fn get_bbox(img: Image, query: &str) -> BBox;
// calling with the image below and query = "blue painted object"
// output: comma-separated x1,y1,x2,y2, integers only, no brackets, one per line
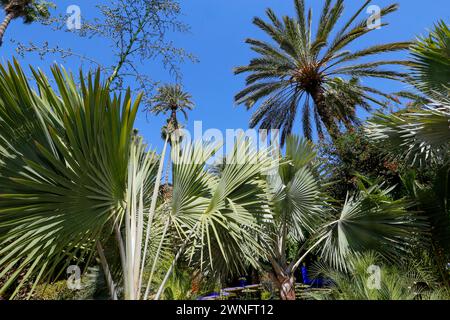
239,277,247,287
301,265,323,288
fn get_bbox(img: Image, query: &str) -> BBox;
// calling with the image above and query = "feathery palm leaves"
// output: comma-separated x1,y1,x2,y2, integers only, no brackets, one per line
149,84,194,136
235,0,411,143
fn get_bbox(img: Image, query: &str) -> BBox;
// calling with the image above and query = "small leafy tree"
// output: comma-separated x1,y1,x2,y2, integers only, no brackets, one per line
15,0,196,107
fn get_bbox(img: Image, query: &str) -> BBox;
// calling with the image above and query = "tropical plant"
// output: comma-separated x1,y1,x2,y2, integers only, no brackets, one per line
366,20,450,167
235,0,411,143
366,21,450,289
263,136,426,300
400,170,450,288
149,84,194,190
367,103,449,167
0,60,162,299
0,62,279,299
319,129,403,201
0,0,53,46
306,252,449,300
410,20,450,95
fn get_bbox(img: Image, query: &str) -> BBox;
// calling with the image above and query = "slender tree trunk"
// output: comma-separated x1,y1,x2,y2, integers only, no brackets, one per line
96,241,118,300
164,149,171,190
0,12,15,46
310,88,340,141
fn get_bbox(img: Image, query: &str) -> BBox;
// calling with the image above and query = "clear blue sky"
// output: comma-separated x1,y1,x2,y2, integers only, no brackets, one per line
1,0,449,152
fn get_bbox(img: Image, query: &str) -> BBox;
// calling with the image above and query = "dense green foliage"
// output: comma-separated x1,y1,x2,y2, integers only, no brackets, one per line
0,0,449,301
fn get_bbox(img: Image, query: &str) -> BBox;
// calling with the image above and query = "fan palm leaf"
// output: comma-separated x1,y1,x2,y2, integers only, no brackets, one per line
0,60,145,298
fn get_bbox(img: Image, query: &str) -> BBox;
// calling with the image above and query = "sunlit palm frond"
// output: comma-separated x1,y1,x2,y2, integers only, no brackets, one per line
169,137,274,276
411,20,450,94
366,104,450,167
149,84,193,117
0,61,141,298
318,185,427,271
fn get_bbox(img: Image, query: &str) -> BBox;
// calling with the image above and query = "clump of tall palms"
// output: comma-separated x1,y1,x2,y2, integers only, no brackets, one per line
0,0,54,46
235,0,412,143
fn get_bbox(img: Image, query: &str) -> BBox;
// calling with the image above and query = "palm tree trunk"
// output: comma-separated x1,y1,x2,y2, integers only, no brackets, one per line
311,88,340,140
96,241,119,300
0,12,15,46
272,272,296,300
164,150,171,189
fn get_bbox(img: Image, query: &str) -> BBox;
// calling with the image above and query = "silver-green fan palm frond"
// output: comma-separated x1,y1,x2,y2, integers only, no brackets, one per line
317,184,427,271
150,84,194,117
366,103,450,167
411,20,450,95
235,0,411,143
0,61,144,298
169,137,275,276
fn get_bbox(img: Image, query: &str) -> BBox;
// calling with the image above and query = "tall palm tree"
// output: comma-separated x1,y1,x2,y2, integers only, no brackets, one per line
0,0,53,46
150,84,194,191
235,0,411,143
150,84,194,138
366,21,450,167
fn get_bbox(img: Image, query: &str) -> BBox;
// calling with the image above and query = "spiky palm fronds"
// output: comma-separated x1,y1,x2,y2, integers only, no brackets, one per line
366,21,450,167
0,0,54,45
0,60,147,298
235,0,411,143
366,103,450,167
264,136,425,299
307,252,449,300
411,20,450,95
317,184,427,272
